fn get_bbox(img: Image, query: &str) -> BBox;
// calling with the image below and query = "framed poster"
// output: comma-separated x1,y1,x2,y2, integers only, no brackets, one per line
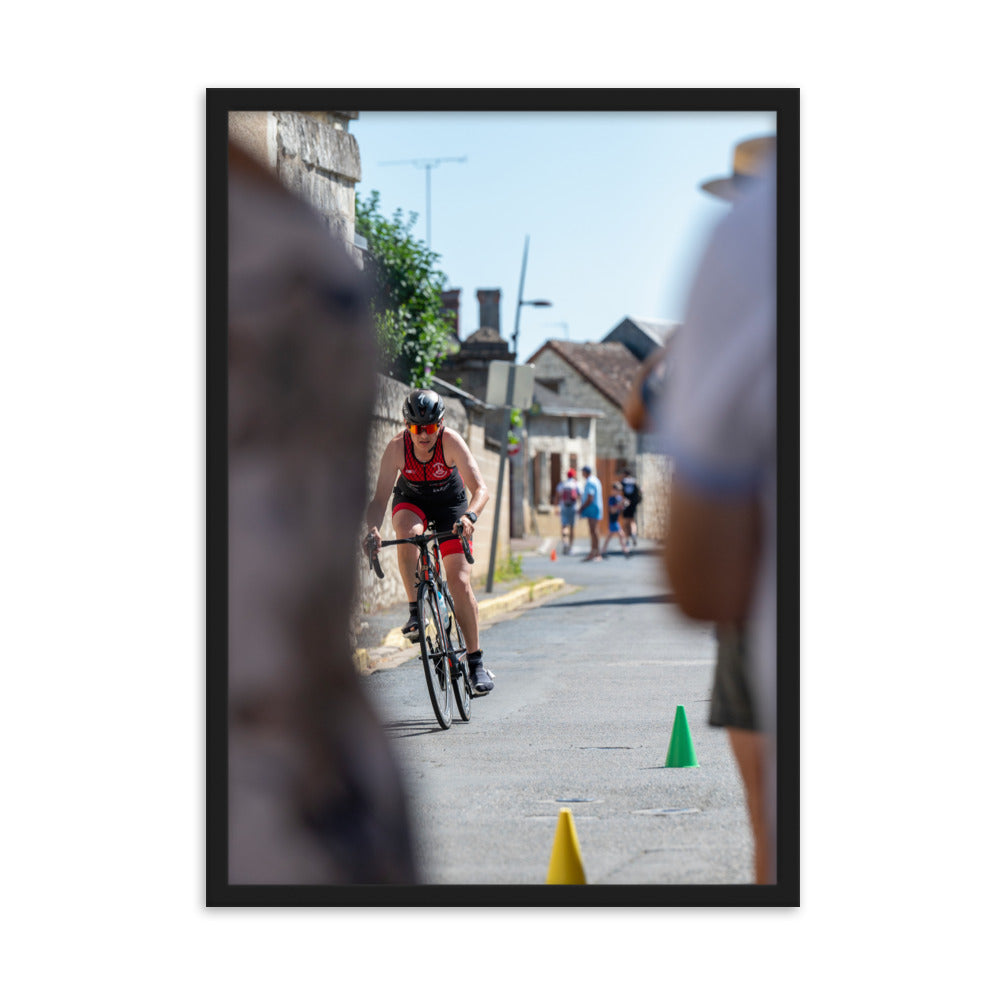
207,88,799,905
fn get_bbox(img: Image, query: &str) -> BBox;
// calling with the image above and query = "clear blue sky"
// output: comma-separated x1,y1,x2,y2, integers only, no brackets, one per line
351,110,776,364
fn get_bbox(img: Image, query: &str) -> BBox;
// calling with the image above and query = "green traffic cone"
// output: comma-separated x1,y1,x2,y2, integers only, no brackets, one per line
664,705,699,768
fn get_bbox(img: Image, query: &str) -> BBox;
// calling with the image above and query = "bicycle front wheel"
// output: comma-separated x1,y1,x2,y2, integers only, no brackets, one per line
444,589,472,722
418,583,452,729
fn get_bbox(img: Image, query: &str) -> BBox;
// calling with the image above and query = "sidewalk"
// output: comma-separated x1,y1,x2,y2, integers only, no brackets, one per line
353,535,566,673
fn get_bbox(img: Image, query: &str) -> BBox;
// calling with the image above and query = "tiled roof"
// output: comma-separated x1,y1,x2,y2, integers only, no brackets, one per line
527,340,641,411
626,317,680,345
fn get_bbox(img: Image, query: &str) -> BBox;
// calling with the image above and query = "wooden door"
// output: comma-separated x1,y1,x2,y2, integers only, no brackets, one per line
595,456,619,533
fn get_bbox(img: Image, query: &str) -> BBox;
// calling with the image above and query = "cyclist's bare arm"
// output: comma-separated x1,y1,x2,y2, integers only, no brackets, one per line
363,434,404,551
442,429,489,537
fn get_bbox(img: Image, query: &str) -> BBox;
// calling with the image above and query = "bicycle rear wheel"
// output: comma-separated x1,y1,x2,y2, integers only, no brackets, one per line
418,583,452,729
442,588,471,721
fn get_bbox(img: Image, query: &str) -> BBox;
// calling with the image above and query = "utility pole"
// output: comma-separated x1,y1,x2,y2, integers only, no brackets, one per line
378,156,467,248
484,236,550,592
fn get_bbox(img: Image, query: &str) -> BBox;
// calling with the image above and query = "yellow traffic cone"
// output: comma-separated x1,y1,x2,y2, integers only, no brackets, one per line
546,807,586,884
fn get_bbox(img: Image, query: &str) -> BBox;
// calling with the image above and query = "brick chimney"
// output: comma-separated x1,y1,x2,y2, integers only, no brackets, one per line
441,288,460,342
477,288,501,334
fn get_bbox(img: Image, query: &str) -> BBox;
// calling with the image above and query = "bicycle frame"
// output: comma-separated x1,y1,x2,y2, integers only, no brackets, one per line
365,525,474,728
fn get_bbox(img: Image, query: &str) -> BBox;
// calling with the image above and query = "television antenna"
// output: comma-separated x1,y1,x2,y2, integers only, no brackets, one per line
379,156,467,248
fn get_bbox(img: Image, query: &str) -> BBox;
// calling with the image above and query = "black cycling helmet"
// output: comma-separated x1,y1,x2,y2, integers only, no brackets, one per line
402,389,445,425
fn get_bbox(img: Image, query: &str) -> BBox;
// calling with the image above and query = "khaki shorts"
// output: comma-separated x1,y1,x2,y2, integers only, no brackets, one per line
708,625,758,731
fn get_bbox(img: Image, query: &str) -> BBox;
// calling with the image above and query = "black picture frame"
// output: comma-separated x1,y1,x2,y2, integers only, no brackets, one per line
207,88,799,907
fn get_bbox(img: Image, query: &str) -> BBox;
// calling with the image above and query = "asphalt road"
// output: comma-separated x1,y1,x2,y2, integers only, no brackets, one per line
361,538,753,885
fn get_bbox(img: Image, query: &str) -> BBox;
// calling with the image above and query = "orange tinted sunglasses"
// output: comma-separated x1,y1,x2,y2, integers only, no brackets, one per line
408,422,440,435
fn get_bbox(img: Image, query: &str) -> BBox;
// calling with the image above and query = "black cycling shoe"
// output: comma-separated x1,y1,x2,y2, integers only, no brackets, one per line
469,660,494,695
401,611,422,643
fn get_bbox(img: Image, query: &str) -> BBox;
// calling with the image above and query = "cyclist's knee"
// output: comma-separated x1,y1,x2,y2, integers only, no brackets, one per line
392,512,424,537
444,562,473,595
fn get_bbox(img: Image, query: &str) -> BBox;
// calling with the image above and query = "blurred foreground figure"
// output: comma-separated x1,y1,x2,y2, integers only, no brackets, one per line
657,139,778,883
227,141,416,884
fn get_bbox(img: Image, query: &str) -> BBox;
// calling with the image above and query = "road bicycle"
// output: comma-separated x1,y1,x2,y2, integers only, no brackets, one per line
365,524,474,730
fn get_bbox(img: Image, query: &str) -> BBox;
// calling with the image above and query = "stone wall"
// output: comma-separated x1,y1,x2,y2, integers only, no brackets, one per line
356,375,509,615
634,450,672,542
228,110,361,255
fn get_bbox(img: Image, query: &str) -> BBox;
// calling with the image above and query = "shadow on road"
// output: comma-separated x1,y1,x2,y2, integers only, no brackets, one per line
587,549,661,559
540,594,675,609
381,719,459,738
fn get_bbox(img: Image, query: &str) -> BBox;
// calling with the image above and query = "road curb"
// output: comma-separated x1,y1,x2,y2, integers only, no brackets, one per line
479,576,566,621
361,577,567,656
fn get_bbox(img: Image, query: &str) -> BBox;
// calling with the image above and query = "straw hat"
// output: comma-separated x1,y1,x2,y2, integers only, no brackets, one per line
700,135,776,202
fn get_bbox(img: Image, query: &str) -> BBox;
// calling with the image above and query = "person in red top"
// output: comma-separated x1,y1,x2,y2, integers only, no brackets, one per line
364,389,494,694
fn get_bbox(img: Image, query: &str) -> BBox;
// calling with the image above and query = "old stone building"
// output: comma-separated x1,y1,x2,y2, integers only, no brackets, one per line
528,340,641,462
522,381,602,538
524,317,680,541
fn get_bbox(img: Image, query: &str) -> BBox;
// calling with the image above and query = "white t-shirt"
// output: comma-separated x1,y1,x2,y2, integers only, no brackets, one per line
657,163,777,737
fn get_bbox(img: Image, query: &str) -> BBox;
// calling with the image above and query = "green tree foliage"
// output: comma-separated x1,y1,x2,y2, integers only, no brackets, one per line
355,191,456,388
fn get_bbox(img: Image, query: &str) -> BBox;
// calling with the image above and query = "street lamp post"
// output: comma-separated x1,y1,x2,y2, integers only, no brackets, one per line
511,236,552,361
485,235,551,592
